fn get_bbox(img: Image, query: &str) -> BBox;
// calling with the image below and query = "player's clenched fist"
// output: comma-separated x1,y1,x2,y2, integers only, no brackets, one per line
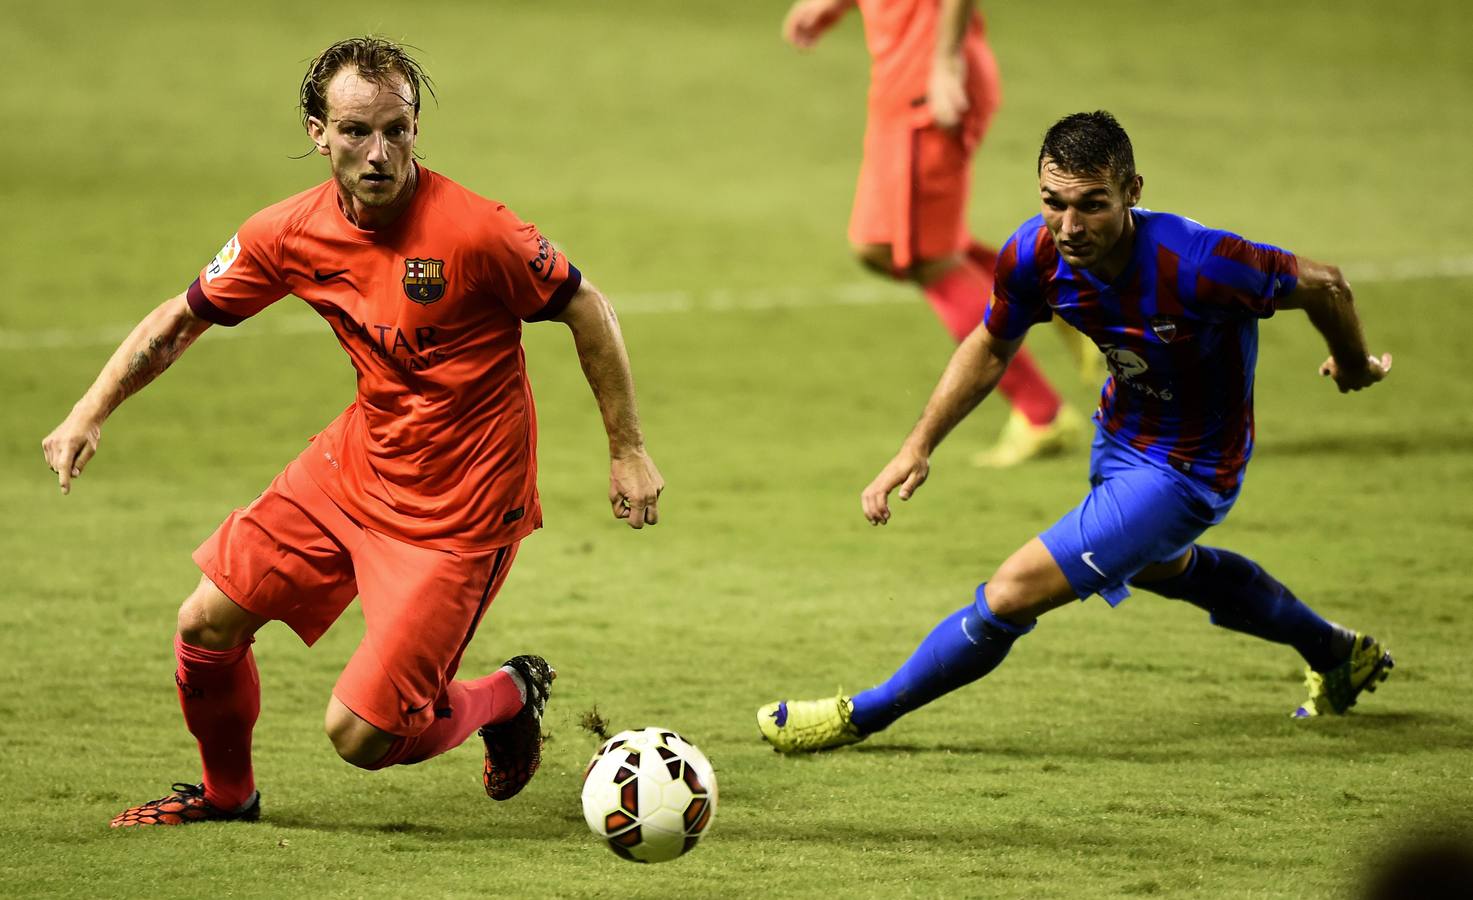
610,450,664,529
1319,352,1392,393
41,414,102,495
861,446,930,526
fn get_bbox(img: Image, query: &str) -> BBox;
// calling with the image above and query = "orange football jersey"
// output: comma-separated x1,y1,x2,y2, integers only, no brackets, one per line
187,165,579,550
855,0,995,124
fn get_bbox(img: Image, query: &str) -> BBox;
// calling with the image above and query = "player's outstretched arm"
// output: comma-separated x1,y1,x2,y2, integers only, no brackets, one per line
782,0,855,50
552,280,663,529
41,292,212,494
861,326,1019,525
1278,257,1391,393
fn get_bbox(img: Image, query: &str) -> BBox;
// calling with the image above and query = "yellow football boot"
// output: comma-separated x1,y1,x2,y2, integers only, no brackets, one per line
757,696,864,753
972,405,1087,468
1292,633,1394,718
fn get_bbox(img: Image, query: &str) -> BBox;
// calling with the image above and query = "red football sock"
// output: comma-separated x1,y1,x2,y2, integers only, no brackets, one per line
368,669,524,769
965,239,999,274
175,635,260,811
920,258,990,342
922,257,1063,426
998,347,1063,426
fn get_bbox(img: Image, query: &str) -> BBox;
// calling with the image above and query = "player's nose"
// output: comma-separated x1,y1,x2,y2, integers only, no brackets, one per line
365,132,389,163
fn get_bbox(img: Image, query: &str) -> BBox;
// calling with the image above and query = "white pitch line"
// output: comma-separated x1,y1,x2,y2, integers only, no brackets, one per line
3,255,1470,351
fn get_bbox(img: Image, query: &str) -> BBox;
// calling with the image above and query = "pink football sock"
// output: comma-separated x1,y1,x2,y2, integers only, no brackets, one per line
921,258,1062,426
368,669,524,768
174,635,260,811
997,347,1063,426
965,239,999,274
920,258,990,342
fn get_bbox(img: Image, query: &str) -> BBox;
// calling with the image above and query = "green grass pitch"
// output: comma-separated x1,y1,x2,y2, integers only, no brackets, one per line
3,1,1472,897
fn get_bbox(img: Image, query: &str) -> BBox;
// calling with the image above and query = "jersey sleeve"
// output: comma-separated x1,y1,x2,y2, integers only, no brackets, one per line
477,206,582,322
186,209,290,326
1190,231,1299,320
983,224,1054,340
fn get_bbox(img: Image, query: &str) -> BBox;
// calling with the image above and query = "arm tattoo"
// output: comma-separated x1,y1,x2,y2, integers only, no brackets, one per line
112,333,191,412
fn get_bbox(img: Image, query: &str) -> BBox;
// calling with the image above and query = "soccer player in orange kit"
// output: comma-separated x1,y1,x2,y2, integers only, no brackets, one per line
40,37,664,826
783,0,1084,465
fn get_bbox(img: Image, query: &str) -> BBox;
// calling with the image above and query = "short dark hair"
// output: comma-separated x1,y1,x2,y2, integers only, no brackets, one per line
1037,111,1136,185
299,36,434,127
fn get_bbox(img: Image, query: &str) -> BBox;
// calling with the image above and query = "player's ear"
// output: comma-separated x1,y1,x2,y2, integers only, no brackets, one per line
306,116,330,156
1125,174,1143,208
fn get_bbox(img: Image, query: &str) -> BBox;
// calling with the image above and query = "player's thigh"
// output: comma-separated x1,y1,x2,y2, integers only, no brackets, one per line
910,125,972,264
1131,549,1194,584
334,538,519,737
191,459,361,647
1038,458,1215,608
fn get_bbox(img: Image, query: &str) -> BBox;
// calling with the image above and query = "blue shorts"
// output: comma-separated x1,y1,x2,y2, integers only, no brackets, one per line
1038,429,1240,606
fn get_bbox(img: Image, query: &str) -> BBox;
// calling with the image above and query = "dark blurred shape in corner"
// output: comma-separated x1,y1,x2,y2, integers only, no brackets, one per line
1364,834,1473,900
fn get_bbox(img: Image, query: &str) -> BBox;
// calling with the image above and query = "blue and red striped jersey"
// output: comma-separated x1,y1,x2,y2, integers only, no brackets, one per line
983,209,1299,492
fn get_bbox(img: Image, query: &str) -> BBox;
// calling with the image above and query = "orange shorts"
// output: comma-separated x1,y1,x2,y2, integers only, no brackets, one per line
848,122,974,273
193,458,519,736
848,46,1001,273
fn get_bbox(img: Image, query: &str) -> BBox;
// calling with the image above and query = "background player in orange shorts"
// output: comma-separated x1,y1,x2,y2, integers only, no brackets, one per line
783,0,1085,465
40,37,663,826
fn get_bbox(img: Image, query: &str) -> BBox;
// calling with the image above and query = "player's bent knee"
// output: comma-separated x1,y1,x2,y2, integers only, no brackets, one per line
176,576,262,650
852,243,901,279
985,540,1077,624
909,254,962,287
325,698,399,769
983,577,1044,624
329,731,387,769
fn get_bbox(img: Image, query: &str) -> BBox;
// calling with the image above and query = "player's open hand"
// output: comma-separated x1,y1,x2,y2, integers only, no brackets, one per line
41,414,102,495
861,445,930,526
1319,352,1392,393
782,0,851,50
927,54,969,131
610,450,664,529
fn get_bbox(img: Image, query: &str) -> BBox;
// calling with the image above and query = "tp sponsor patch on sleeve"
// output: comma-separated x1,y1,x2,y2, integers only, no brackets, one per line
205,234,241,283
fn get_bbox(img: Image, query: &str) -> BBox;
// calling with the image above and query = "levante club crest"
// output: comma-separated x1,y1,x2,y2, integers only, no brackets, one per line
403,258,447,305
1148,316,1178,343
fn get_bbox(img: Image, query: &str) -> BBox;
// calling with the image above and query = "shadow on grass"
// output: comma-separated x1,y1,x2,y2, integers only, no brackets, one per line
1258,429,1473,458
846,709,1468,762
264,811,582,841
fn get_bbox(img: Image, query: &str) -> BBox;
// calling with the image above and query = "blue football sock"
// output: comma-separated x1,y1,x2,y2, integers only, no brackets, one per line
849,586,1033,735
1140,545,1350,672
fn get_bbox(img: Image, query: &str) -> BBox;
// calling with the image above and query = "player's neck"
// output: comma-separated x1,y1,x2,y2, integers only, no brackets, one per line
1089,210,1137,283
339,163,419,231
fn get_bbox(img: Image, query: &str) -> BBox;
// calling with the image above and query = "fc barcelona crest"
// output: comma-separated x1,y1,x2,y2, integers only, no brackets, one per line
1148,316,1178,343
403,258,446,305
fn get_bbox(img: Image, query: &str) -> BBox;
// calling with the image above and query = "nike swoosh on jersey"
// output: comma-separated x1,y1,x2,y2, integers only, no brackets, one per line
313,268,350,283
1080,551,1108,578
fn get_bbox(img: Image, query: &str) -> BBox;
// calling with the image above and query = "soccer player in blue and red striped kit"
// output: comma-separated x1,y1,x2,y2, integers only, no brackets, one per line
759,111,1395,751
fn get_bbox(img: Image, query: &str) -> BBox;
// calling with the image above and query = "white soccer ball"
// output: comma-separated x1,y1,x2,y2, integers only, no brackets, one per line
580,726,718,863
